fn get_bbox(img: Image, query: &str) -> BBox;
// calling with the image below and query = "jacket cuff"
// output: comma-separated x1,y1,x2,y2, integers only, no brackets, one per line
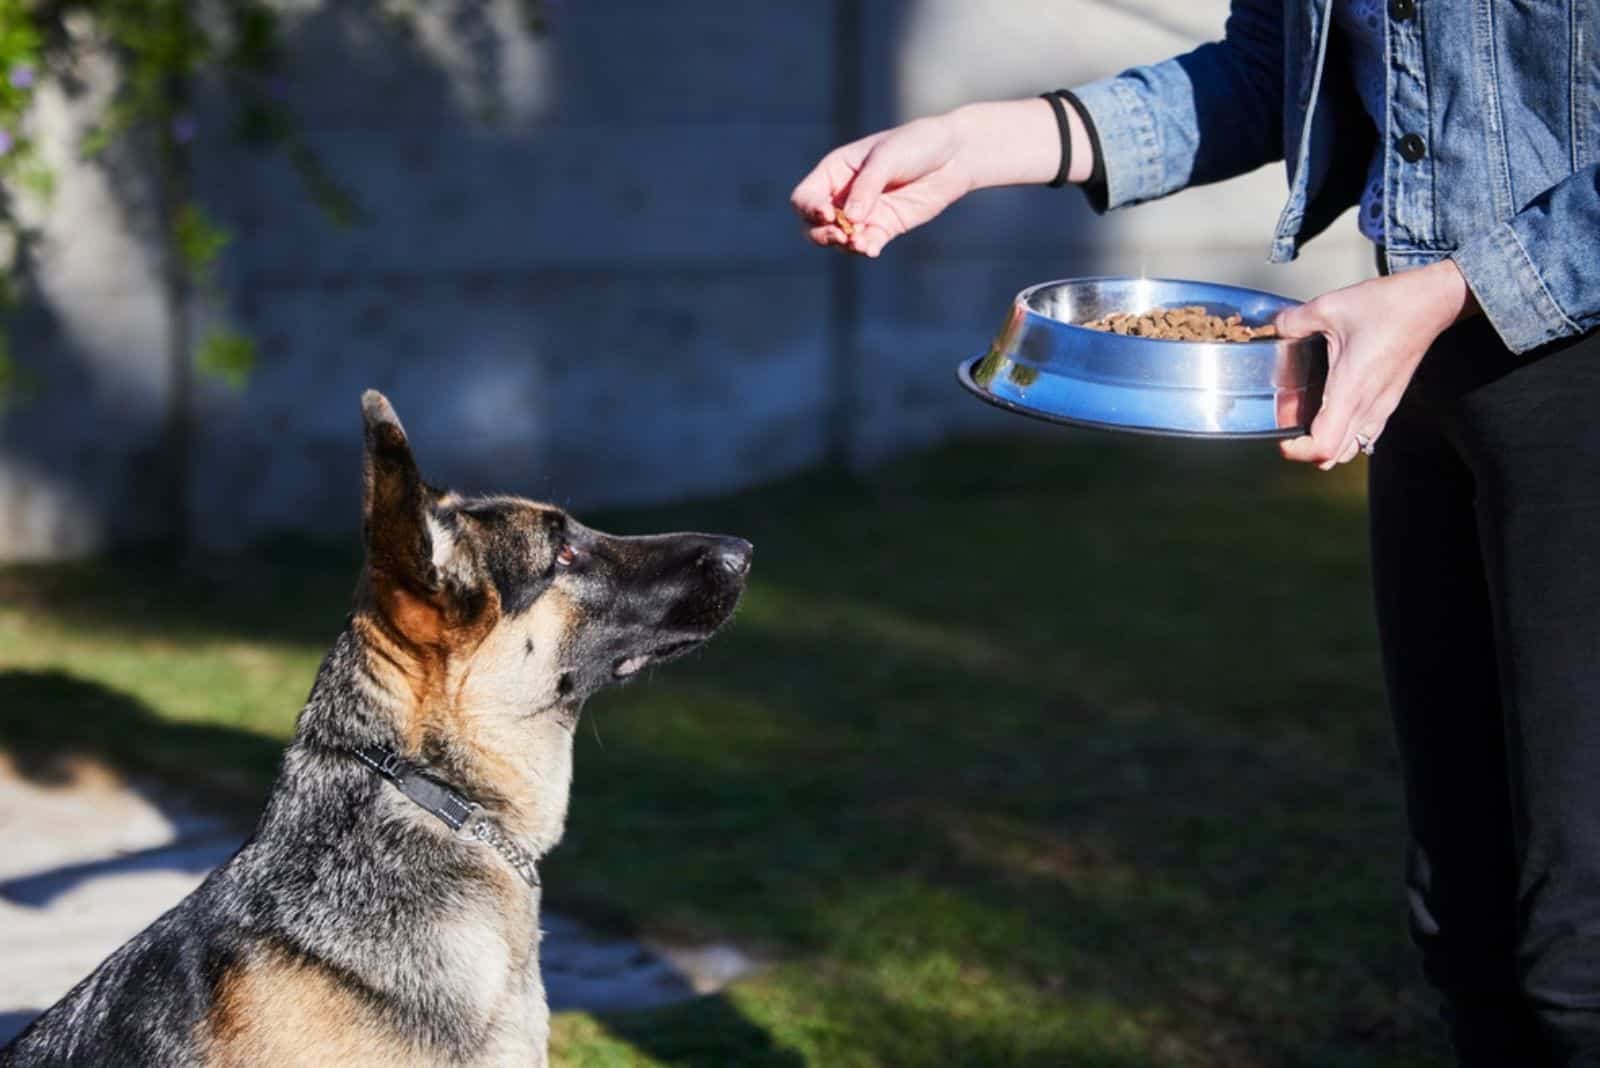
1450,222,1581,355
1064,75,1166,213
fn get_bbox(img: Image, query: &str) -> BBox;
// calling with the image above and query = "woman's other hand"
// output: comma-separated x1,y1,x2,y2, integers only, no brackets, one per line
1275,259,1478,468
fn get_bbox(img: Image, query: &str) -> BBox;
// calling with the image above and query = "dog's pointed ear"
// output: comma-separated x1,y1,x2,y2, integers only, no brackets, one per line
361,390,439,595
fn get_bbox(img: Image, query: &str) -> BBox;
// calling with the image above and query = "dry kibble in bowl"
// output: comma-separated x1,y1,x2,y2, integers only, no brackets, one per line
1081,305,1280,342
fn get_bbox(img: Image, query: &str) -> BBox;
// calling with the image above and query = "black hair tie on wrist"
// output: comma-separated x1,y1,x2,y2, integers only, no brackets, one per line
1040,91,1073,188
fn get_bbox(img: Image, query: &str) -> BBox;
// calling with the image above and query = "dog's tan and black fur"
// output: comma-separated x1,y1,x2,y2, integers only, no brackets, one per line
1,392,751,1067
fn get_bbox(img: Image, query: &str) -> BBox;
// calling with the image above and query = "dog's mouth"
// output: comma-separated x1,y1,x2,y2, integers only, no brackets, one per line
612,638,706,679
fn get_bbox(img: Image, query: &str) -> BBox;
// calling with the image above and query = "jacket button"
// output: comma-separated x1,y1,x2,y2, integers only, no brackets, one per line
1398,132,1427,162
1389,0,1416,20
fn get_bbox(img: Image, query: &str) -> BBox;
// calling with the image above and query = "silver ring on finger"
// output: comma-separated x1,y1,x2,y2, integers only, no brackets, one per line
1354,431,1377,457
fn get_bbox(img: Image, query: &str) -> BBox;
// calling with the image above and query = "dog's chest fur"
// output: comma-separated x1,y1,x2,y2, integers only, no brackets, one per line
190,696,569,1068
202,880,551,1068
204,796,555,1067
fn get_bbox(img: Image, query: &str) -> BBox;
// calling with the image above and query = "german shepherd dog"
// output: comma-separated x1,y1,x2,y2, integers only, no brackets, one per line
1,392,752,1067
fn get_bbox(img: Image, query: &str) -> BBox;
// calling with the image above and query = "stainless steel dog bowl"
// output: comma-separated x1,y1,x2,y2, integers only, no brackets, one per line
958,277,1327,438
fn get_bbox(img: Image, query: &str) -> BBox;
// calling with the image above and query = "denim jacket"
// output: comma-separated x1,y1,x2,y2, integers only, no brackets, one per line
1069,0,1599,354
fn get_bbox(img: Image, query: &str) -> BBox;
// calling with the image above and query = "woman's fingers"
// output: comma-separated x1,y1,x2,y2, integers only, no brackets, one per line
1279,356,1402,468
1275,297,1348,466
802,204,893,257
841,143,901,226
805,223,845,248
1345,386,1407,458
1282,346,1414,467
1274,294,1392,468
790,142,868,223
791,130,891,223
790,160,847,223
804,220,894,256
848,221,892,258
1314,385,1359,469
1280,385,1356,468
1273,296,1331,341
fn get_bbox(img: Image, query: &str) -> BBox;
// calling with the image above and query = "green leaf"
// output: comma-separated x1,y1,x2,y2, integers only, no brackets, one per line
14,154,53,202
286,140,366,228
80,100,140,160
229,4,279,71
173,203,231,284
195,327,256,389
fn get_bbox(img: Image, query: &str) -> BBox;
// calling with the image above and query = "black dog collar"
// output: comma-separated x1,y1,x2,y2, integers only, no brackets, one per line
351,745,540,889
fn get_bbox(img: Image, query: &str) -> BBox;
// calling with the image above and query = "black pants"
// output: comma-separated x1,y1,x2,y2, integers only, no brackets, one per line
1370,313,1600,1066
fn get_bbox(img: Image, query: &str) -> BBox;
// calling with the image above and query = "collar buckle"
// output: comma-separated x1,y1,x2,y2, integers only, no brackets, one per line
454,806,493,842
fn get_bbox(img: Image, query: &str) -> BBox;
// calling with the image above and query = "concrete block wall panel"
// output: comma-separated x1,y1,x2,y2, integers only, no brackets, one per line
186,270,831,549
261,0,834,127
181,0,840,550
197,123,839,277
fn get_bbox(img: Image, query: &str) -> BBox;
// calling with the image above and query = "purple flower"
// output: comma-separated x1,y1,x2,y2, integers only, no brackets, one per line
0,130,13,156
171,116,198,144
8,65,34,90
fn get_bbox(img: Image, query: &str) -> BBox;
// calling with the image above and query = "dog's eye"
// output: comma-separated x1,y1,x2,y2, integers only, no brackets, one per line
555,544,578,568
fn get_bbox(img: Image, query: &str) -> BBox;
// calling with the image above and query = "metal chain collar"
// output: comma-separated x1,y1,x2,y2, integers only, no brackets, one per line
455,807,542,889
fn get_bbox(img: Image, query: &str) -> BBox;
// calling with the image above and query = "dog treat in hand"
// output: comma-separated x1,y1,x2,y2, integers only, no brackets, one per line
834,209,856,239
1081,305,1280,342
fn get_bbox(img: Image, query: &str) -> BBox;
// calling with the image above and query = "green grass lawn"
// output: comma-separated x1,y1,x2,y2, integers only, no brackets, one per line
0,432,1449,1067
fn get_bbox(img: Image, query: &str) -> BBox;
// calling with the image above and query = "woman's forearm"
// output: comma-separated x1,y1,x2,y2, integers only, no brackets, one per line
944,97,1096,192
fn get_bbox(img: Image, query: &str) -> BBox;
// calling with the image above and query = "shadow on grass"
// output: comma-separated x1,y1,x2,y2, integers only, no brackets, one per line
0,539,362,652
0,668,285,800
595,995,809,1068
588,980,1173,1068
0,670,267,910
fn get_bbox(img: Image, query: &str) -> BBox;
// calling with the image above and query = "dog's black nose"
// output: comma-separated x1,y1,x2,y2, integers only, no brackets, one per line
710,538,753,577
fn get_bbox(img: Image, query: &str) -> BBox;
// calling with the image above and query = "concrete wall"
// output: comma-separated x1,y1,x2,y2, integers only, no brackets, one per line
0,0,1372,559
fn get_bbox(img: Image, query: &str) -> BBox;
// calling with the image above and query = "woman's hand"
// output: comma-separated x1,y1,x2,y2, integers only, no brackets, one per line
1274,259,1478,469
790,99,1083,257
789,117,973,257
